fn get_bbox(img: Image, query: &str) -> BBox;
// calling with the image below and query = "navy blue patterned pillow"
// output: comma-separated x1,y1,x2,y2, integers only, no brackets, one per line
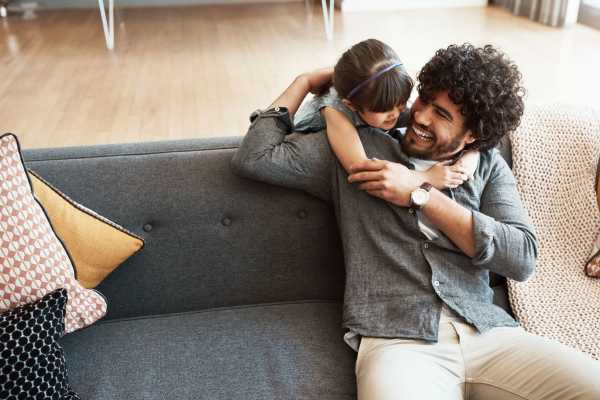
0,288,80,399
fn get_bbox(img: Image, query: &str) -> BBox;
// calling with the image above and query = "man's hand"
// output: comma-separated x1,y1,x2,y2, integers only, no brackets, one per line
349,158,477,257
348,159,422,207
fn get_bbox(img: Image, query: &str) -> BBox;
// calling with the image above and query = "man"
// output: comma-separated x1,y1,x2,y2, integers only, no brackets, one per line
231,44,600,399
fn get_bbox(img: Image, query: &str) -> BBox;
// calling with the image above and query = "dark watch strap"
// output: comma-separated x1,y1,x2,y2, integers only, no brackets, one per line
420,182,433,192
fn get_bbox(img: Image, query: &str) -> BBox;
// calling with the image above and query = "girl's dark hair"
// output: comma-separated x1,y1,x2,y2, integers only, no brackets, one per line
327,39,413,113
417,43,526,151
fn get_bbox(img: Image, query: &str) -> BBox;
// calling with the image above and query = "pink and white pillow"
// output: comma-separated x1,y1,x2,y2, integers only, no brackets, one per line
0,133,107,333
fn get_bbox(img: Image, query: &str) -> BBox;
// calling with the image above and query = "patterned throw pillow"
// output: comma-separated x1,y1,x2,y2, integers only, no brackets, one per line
28,170,144,289
0,133,107,333
0,288,80,399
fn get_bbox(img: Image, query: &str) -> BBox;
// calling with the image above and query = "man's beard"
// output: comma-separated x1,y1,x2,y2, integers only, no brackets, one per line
401,125,468,161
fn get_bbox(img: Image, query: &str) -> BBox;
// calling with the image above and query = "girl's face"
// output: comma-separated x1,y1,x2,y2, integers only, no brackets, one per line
344,100,405,131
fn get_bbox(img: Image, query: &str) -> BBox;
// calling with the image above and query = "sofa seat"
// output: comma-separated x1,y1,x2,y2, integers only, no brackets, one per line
60,301,357,400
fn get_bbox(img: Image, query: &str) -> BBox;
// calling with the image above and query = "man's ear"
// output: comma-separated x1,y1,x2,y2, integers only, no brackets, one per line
464,130,477,145
342,99,358,112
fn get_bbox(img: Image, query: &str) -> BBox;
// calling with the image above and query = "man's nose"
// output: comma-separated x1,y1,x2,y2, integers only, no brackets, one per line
414,106,432,126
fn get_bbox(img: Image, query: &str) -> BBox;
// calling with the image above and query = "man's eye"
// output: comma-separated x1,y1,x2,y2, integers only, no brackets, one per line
435,109,450,120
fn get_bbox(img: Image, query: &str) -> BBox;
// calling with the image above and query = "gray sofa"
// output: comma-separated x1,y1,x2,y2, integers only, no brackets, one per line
22,135,513,400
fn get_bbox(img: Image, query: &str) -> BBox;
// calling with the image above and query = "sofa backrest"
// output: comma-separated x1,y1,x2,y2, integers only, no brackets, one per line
23,135,513,321
23,138,345,320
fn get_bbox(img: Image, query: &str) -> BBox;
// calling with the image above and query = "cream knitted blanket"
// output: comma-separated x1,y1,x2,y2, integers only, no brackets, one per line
508,104,600,359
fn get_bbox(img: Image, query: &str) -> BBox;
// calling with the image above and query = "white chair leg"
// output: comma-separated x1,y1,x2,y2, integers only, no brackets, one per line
98,0,114,50
321,0,334,40
0,6,7,18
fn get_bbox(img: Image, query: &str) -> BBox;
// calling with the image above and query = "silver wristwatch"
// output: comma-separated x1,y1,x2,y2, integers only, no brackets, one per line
410,183,433,210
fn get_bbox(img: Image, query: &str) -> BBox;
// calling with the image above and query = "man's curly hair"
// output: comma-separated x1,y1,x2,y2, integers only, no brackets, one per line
417,44,525,151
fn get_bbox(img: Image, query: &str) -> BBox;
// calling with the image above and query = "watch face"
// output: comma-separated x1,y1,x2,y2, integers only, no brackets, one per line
412,188,429,206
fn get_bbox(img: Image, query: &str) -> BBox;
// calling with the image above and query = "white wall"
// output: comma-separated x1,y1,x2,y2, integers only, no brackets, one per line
339,0,488,12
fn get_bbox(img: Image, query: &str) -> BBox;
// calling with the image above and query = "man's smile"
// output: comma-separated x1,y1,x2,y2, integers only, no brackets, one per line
409,124,435,143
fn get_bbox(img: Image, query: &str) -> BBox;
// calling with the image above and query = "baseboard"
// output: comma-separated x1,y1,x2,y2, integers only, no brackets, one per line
340,0,488,12
8,0,301,10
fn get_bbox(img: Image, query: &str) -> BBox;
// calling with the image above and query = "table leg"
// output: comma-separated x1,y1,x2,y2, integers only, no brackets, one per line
98,0,114,50
321,0,334,40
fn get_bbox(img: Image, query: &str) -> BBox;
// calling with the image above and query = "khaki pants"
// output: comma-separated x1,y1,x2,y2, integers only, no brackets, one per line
356,321,600,400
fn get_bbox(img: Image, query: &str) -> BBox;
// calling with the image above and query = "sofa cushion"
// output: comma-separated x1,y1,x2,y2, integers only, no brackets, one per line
0,133,107,333
28,170,144,288
60,301,356,400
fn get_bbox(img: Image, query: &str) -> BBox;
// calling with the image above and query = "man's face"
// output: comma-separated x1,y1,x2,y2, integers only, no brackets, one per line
402,91,475,161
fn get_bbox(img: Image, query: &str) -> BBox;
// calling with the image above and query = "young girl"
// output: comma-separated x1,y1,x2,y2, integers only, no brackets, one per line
294,39,478,189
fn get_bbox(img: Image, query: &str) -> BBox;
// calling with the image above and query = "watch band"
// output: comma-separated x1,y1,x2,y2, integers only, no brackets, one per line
420,182,433,192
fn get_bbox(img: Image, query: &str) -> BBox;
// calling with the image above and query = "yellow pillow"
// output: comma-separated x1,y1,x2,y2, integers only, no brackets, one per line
28,170,144,288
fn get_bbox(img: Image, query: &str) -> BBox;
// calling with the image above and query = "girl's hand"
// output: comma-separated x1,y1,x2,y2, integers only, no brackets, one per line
421,161,470,190
456,150,479,179
301,67,334,94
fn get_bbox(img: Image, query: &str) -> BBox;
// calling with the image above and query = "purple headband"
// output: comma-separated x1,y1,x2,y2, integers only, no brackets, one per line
347,62,404,99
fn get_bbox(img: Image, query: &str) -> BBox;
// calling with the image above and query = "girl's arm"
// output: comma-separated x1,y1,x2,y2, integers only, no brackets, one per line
321,107,368,173
270,68,333,117
420,150,479,190
321,105,480,189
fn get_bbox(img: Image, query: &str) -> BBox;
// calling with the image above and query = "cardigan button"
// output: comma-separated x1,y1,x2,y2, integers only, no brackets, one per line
297,210,308,219
222,217,232,226
143,224,153,232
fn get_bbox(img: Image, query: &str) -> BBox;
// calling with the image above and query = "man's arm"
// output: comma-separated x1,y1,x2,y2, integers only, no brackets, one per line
421,188,477,257
230,73,334,202
346,159,477,253
348,153,538,281
467,153,538,281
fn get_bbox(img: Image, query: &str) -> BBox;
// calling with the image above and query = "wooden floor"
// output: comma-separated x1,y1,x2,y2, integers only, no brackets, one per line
1,3,599,149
